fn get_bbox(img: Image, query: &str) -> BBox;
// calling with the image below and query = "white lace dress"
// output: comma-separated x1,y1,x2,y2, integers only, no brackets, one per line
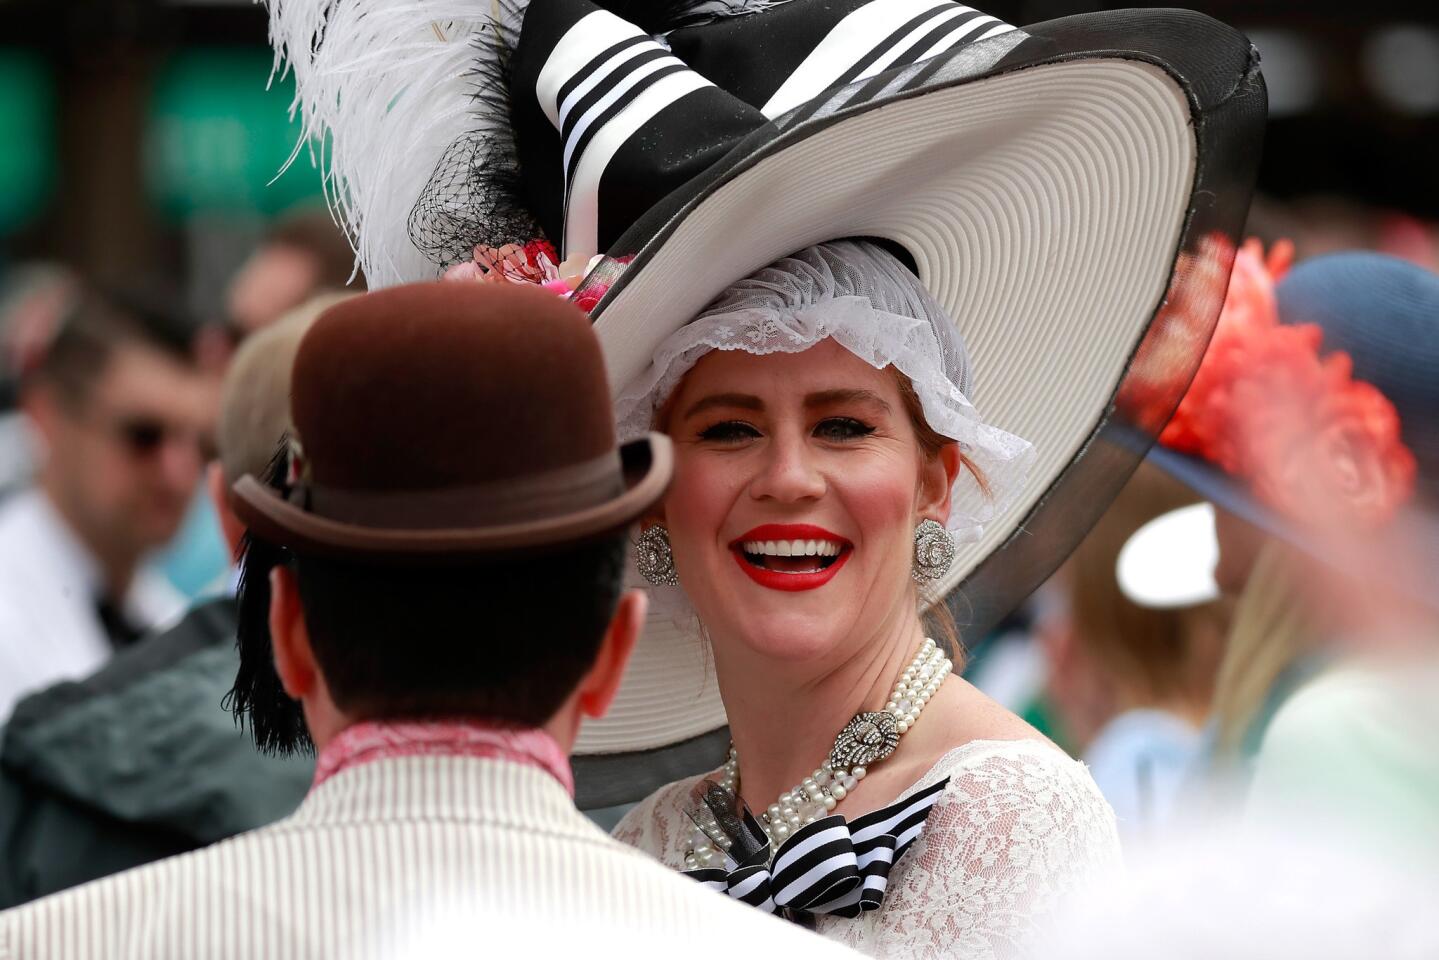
614,739,1122,959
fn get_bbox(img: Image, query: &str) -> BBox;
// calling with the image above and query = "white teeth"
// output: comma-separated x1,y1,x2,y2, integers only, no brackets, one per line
741,538,846,557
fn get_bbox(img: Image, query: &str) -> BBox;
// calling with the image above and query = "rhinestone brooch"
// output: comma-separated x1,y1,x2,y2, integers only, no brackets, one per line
830,711,901,769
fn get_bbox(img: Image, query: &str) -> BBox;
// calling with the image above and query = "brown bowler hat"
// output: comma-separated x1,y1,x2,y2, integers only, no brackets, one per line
231,282,671,557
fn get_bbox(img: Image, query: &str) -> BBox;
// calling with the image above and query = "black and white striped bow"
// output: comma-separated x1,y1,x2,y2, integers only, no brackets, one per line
684,777,949,920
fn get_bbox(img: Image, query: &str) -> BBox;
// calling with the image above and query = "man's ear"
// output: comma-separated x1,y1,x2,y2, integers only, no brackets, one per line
918,442,964,525
575,588,647,719
20,383,61,447
269,566,318,701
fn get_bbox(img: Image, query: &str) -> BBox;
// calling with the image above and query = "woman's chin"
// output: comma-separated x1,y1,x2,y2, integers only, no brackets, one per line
715,609,853,663
691,557,870,662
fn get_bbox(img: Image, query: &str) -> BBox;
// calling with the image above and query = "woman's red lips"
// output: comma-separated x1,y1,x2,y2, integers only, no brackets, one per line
729,524,853,592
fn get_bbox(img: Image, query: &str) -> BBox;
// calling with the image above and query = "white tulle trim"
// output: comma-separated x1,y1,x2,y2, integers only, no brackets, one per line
614,297,1035,546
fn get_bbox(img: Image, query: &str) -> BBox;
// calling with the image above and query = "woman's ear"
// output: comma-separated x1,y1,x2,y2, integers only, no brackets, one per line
918,442,964,525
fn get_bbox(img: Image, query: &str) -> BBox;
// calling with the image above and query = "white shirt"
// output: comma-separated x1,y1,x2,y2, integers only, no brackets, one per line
0,755,853,960
0,413,35,498
0,488,184,721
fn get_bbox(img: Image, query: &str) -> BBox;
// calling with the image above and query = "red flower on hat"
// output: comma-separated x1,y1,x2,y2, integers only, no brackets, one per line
1162,238,1417,528
1115,232,1242,433
442,238,566,286
441,240,628,314
474,239,562,284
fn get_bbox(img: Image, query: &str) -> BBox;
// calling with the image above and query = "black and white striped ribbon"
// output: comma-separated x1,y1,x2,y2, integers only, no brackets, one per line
534,8,715,259
526,0,1016,263
762,0,1016,123
685,776,950,920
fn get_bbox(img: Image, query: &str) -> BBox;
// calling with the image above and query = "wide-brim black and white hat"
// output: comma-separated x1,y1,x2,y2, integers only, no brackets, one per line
270,0,1266,805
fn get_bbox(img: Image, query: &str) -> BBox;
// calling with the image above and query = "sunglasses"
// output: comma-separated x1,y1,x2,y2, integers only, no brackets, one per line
96,413,215,461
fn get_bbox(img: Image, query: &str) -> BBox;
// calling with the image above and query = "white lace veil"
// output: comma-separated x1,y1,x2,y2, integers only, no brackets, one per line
614,239,1035,547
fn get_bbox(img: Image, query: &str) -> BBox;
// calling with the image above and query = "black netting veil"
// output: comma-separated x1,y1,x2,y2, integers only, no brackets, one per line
407,6,539,267
409,130,543,267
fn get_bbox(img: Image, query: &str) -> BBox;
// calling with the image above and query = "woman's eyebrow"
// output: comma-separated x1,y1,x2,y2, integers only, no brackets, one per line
804,388,891,412
681,392,764,419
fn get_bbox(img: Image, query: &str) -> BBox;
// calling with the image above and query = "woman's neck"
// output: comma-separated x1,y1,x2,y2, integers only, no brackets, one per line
714,611,927,814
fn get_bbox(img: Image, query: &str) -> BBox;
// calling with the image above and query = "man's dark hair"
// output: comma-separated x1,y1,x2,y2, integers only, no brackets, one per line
229,449,628,756
300,535,625,715
31,285,195,403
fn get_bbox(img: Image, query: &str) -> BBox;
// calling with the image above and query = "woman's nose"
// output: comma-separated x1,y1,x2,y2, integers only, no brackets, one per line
749,432,826,503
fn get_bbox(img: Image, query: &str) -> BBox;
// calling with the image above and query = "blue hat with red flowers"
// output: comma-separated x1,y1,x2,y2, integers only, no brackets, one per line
1146,248,1439,606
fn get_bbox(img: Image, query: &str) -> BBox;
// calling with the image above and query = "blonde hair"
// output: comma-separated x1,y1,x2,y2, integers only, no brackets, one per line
217,292,352,485
1208,539,1313,754
1066,464,1226,720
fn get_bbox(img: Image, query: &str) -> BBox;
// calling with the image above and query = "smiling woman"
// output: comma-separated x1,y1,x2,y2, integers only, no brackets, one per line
612,242,1122,957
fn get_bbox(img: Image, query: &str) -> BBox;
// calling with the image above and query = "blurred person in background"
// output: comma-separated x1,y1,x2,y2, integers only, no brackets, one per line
1238,253,1439,860
161,210,364,599
1246,194,1439,274
1137,243,1437,849
0,265,78,498
0,286,214,719
0,296,340,908
223,207,363,343
1050,463,1227,846
1135,239,1334,782
1036,247,1439,957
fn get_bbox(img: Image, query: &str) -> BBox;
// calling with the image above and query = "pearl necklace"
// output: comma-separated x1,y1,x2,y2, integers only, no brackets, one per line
686,639,951,868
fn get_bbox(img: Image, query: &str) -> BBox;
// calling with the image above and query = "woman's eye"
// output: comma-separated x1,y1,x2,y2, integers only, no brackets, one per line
697,421,762,443
814,417,876,442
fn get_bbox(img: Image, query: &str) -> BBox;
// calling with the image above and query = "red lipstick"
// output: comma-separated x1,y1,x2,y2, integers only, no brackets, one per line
729,524,853,592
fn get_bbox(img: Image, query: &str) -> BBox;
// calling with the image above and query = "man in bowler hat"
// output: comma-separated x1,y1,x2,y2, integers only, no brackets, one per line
0,283,846,958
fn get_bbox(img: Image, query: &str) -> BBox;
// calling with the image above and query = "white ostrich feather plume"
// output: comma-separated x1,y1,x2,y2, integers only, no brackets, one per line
265,0,500,289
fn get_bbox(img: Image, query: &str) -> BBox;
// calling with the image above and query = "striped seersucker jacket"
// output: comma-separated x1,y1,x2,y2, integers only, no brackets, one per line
0,755,850,960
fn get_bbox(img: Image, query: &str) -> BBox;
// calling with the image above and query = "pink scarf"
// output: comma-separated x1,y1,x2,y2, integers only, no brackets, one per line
312,719,574,796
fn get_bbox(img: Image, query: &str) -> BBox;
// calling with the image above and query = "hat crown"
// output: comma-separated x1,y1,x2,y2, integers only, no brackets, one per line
508,0,763,261
291,283,615,495
431,0,1017,266
1277,252,1439,506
